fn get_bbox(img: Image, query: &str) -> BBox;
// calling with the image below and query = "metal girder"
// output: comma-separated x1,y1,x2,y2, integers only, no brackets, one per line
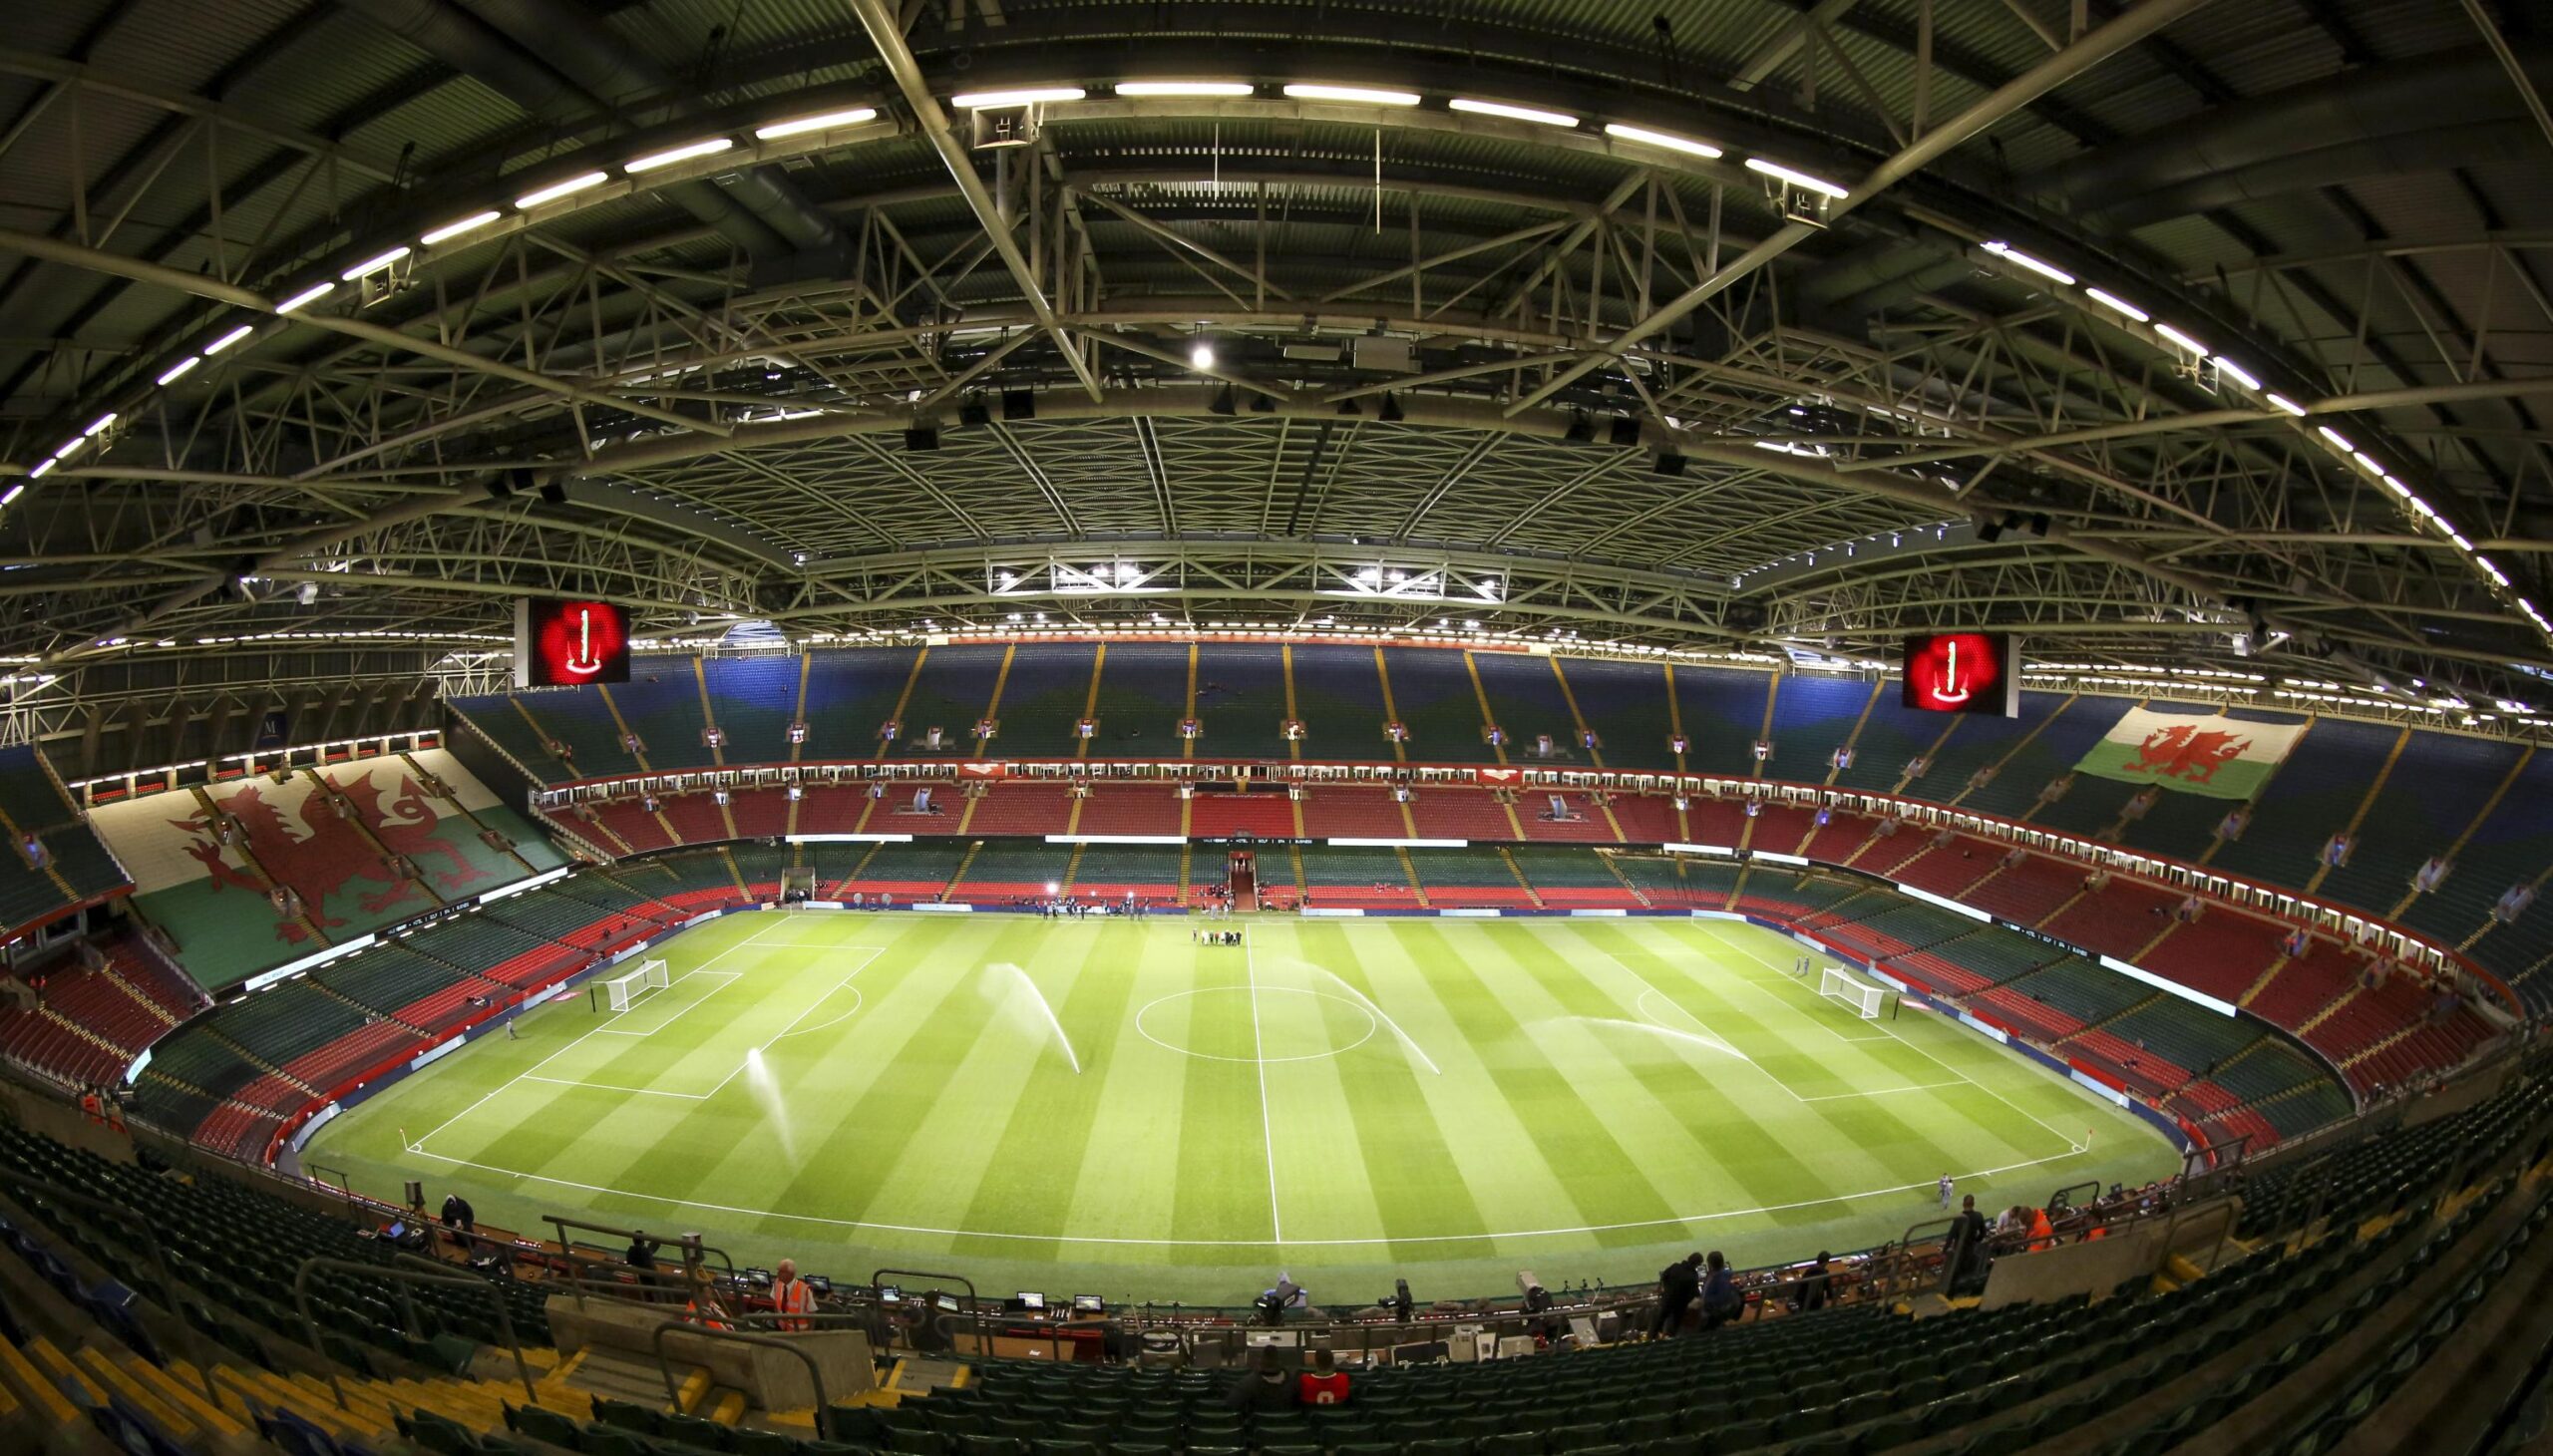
845,0,1103,403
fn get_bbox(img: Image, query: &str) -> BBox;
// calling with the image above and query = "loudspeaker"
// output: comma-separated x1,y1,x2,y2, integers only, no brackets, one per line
1376,393,1405,423
404,1180,425,1207
904,426,940,452
958,400,991,428
1564,412,1595,444
538,479,569,506
1001,389,1036,421
1652,451,1685,476
1609,416,1643,448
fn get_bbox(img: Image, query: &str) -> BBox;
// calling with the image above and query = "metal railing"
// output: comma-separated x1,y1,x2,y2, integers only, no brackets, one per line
651,1321,830,1439
291,1255,539,1411
546,1215,737,1307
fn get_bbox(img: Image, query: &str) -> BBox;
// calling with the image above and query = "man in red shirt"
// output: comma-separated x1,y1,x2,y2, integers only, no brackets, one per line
1297,1348,1350,1406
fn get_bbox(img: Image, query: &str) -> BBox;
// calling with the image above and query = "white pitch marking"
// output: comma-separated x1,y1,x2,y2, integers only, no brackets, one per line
594,970,739,1033
406,915,788,1153
1243,934,1283,1244
1692,922,2089,1154
400,1140,2094,1249
518,1075,706,1100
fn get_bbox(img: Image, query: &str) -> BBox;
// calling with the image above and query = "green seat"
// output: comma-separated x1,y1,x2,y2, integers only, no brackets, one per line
505,1404,586,1448
734,1430,803,1456
664,1412,736,1451
595,1398,662,1434
581,1432,653,1456
1710,1421,1771,1454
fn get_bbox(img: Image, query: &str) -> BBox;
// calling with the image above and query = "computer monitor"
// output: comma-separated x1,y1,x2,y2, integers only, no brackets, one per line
1071,1294,1104,1313
933,1293,960,1313
877,1284,902,1304
1015,1291,1046,1310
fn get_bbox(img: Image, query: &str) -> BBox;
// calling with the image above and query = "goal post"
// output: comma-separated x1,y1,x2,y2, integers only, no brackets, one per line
1818,966,1893,1021
591,958,670,1013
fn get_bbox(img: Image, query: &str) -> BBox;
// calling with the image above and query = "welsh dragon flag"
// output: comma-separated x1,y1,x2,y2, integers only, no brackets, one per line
2071,706,2308,801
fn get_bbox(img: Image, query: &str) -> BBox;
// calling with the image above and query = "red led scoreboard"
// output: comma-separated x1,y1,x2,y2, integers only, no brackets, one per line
515,597,630,688
1901,631,2018,717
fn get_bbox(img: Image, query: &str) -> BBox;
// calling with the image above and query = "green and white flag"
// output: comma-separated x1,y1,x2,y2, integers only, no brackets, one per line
2071,706,2307,801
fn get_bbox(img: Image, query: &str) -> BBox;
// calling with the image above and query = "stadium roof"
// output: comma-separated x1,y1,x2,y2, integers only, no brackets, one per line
4,0,2552,731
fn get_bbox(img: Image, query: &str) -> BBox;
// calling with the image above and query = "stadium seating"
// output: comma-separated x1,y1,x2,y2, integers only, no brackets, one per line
1296,785,1410,839
0,746,131,930
1553,656,1677,772
1760,674,1873,784
1667,665,1772,776
1192,643,1292,759
1070,785,1183,837
1184,790,1297,839
985,642,1100,759
1406,789,1519,841
794,646,917,763
1068,843,1186,900
2211,716,2403,888
958,783,1074,838
887,644,1007,759
1403,848,1535,907
950,840,1074,898
1297,845,1420,907
1958,695,2123,820
702,654,804,763
1282,644,1394,761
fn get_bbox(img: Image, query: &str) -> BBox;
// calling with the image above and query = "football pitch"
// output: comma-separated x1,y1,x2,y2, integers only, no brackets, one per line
305,910,2180,1303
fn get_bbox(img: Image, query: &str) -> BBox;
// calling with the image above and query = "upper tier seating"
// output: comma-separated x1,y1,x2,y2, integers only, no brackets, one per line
798,644,919,762
1192,643,1292,759
1555,655,1678,773
0,745,130,933
2211,717,2404,888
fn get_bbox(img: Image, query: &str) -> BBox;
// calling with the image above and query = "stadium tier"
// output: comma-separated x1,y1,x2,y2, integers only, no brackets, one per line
0,744,132,936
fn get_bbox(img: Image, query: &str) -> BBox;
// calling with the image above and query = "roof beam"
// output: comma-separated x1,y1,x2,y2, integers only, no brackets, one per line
845,0,1104,402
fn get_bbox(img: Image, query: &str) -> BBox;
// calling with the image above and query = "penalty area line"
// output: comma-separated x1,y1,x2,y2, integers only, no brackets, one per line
406,913,790,1155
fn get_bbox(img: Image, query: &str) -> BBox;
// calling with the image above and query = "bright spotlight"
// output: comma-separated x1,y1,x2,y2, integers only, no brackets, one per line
1190,340,1216,370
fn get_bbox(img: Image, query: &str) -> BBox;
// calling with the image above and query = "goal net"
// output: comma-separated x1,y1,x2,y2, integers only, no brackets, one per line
598,959,670,1012
1818,966,1889,1021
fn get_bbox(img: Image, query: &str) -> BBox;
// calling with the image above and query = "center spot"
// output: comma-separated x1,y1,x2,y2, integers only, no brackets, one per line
1135,986,1379,1063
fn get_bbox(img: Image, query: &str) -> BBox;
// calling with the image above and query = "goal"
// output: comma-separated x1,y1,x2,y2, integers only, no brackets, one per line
593,958,670,1013
1818,966,1892,1021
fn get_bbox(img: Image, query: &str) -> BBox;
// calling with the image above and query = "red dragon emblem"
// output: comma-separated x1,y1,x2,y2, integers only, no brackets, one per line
2121,724,2250,785
173,771,494,944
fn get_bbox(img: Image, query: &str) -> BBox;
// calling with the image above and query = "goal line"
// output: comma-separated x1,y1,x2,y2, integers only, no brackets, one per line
1818,966,1896,1021
591,958,670,1013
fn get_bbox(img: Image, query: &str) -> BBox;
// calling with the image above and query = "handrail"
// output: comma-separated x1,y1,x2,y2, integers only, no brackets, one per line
547,1215,736,1307
0,1169,223,1404
872,1268,976,1303
651,1320,829,1439
291,1255,539,1410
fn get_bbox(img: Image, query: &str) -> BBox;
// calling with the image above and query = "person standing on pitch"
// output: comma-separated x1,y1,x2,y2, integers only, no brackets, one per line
1939,1173,1954,1210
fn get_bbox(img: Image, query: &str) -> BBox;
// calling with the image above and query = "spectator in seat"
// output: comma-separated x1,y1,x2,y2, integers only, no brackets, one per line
1228,1347,1299,1411
1650,1252,1701,1338
1297,1348,1350,1405
1698,1251,1742,1330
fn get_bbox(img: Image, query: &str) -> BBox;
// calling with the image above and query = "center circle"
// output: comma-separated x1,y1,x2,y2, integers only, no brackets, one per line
1135,986,1380,1063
